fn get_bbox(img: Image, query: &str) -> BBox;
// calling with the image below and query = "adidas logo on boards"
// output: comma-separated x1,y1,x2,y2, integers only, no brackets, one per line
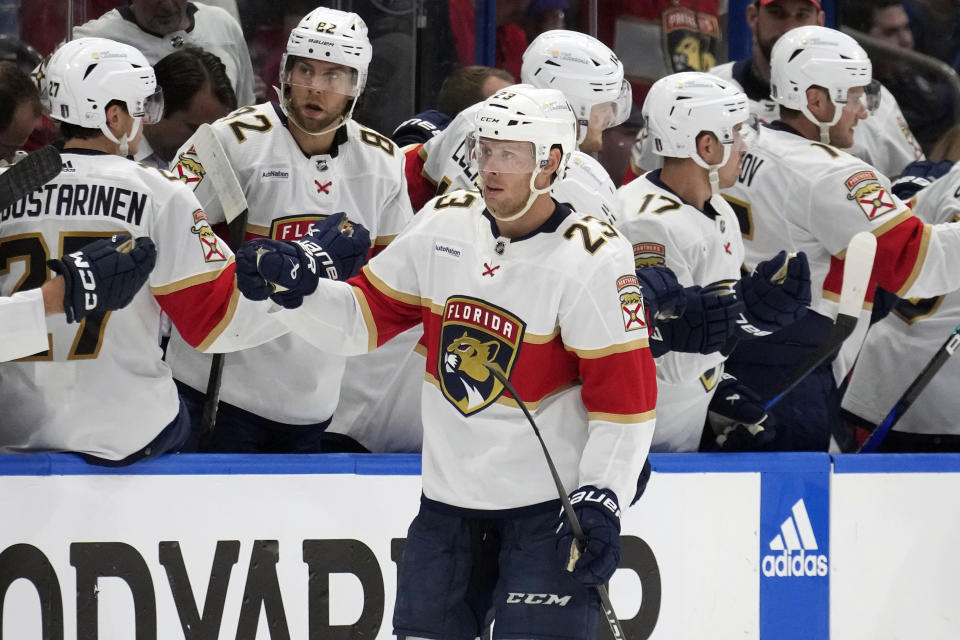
761,499,828,578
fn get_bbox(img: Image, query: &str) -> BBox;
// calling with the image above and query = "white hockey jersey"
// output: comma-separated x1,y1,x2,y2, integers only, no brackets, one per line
0,150,283,459
273,193,657,511
74,3,256,107
616,171,744,451
843,163,960,434
0,288,46,362
721,122,960,379
166,104,414,424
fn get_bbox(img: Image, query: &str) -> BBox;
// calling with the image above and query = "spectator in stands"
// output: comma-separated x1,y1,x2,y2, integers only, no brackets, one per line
449,0,531,80
903,0,960,70
73,0,256,107
391,65,513,147
842,0,954,154
136,46,237,169
0,61,40,164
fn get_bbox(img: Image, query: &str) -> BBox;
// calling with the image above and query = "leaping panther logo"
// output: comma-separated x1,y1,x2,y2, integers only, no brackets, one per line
437,296,526,416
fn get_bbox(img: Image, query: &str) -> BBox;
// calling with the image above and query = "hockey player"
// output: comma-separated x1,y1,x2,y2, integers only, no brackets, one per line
843,160,960,451
0,37,287,464
616,72,810,451
326,30,632,453
235,85,656,639
166,7,413,452
624,0,923,183
721,25,960,451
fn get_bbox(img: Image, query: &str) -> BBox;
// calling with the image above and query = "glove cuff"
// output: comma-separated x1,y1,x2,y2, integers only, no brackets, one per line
570,485,621,520
46,258,78,323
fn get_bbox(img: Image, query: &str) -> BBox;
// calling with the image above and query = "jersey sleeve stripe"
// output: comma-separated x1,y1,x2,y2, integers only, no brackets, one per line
150,256,236,296
246,223,271,237
867,209,913,245
566,338,650,359
588,410,656,424
579,348,658,417
351,285,379,352
196,287,240,351
524,329,560,344
361,265,422,306
373,234,397,247
894,223,932,297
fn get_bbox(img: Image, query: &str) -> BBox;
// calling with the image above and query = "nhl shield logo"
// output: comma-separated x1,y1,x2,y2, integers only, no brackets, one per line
439,296,526,416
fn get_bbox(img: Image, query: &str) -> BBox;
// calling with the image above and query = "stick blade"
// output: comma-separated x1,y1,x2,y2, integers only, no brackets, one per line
190,123,247,224
0,146,62,211
838,231,877,319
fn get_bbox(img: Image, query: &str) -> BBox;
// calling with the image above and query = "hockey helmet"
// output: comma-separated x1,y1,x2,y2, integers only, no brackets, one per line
521,29,631,146
643,71,749,171
282,7,371,98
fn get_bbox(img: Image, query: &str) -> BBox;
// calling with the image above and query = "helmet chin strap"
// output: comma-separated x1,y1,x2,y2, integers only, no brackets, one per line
275,84,352,138
480,171,552,223
801,100,843,145
691,144,731,196
101,116,142,157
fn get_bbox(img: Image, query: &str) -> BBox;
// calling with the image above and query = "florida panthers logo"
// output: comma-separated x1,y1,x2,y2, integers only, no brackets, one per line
174,147,205,187
438,296,526,416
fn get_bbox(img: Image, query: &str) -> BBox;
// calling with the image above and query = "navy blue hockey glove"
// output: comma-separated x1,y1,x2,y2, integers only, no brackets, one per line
235,214,371,309
636,265,686,326
556,486,621,586
391,109,451,146
734,251,810,338
48,235,157,323
706,373,777,451
651,281,745,356
891,159,953,201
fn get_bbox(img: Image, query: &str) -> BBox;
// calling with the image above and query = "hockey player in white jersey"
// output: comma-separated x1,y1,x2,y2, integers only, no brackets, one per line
720,25,960,451
624,0,923,183
0,38,286,464
843,160,960,451
235,85,657,640
166,7,413,452
616,72,810,452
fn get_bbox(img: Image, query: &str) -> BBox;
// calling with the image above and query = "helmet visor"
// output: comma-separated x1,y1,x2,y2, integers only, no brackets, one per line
588,79,633,131
864,80,881,114
284,59,361,97
133,87,165,125
468,135,537,174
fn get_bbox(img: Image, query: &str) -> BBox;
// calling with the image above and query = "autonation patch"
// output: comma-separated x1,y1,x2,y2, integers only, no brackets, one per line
759,455,830,639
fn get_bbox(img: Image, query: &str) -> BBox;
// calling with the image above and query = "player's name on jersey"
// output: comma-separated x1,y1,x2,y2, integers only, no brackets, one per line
0,183,147,225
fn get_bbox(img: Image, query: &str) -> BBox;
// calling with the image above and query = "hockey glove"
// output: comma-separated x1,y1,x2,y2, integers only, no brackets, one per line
556,486,621,586
734,250,810,338
651,281,745,357
707,373,777,451
891,159,953,201
48,235,157,323
636,265,686,325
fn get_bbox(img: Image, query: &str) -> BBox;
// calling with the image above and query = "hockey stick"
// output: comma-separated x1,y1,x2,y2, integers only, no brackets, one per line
858,321,960,452
763,232,877,409
484,363,626,640
0,146,61,211
190,123,249,441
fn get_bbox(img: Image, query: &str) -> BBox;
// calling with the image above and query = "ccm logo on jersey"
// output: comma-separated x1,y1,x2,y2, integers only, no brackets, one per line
845,170,897,220
617,274,646,332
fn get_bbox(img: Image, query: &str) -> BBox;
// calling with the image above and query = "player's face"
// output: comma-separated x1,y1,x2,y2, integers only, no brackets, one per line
285,59,354,133
718,124,748,189
829,86,868,148
749,0,824,62
130,0,190,35
0,101,38,163
477,138,538,219
145,85,231,162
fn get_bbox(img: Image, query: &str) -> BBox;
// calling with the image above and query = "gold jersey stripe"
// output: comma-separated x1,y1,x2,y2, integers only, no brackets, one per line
374,234,397,247
150,256,236,296
363,266,422,306
896,223,932,297
423,373,578,411
196,286,240,351
565,338,649,359
247,222,270,236
588,410,656,424
352,285,379,352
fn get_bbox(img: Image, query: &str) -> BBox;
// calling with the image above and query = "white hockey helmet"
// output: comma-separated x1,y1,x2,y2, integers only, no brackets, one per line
469,84,577,221
281,7,372,98
643,71,749,171
770,26,874,140
521,29,631,146
552,151,619,225
41,37,162,147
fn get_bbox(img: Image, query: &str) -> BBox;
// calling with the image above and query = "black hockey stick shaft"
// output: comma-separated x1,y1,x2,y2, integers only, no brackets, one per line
858,321,960,452
484,364,626,640
0,146,61,211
